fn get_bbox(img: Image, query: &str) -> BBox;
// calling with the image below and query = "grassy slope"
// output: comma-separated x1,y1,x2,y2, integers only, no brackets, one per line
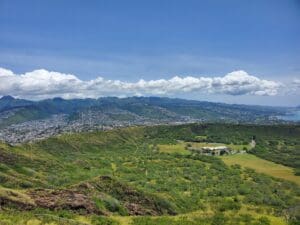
0,124,299,224
221,154,300,186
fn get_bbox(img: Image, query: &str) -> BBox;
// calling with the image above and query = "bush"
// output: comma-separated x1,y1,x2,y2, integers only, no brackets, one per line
211,213,227,225
101,195,128,215
91,216,119,225
253,216,270,225
218,199,241,212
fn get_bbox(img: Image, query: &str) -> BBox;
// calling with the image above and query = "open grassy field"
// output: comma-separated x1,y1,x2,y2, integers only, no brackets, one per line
157,143,190,155
221,153,300,186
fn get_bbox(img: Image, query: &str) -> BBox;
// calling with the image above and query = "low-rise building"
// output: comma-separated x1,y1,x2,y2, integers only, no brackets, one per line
188,145,230,156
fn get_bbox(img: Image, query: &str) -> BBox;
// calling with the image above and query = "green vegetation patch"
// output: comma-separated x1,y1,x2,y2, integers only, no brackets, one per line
0,124,299,224
157,143,190,155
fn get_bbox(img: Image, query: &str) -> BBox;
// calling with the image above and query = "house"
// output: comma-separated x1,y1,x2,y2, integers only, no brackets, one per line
188,145,230,156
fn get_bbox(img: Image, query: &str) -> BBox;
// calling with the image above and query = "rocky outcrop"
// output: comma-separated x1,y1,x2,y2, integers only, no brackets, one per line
28,189,104,215
0,176,176,216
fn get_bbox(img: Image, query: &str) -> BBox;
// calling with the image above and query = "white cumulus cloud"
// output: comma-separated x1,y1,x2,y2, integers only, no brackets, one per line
0,67,282,100
293,79,300,86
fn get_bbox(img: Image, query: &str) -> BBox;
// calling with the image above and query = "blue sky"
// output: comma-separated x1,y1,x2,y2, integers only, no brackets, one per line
0,0,299,106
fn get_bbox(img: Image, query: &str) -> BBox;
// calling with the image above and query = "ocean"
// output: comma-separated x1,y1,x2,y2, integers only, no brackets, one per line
278,110,300,122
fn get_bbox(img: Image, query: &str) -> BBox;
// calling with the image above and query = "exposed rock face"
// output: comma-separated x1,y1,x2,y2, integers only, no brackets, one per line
0,176,176,216
124,202,158,215
28,189,104,214
86,176,177,216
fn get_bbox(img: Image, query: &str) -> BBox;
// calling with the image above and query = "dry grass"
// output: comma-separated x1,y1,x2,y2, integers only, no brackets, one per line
112,205,288,225
0,187,35,206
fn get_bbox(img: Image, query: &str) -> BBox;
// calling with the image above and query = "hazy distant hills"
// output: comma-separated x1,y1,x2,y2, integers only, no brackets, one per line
0,95,298,144
0,95,291,129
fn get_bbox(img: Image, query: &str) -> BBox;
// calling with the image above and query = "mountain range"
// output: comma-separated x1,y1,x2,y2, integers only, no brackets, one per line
0,95,296,144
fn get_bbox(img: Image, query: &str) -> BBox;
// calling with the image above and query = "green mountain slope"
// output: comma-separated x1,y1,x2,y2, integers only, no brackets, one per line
0,124,299,224
0,96,291,130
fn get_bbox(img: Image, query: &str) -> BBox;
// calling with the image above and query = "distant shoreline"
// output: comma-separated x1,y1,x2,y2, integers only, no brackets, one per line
278,110,300,122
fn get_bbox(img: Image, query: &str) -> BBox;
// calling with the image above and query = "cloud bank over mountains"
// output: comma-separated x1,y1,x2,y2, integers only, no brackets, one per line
0,67,284,100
